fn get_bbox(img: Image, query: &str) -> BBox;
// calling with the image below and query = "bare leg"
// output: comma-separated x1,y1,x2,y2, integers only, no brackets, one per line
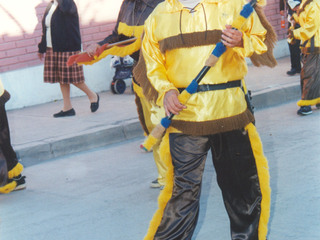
60,83,73,111
73,82,97,103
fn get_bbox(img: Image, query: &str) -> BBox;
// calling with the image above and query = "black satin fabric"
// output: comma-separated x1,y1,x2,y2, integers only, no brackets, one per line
0,150,7,187
98,0,164,48
0,103,18,171
154,130,262,240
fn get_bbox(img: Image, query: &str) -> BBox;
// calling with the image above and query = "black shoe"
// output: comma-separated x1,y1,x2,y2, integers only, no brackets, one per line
150,179,161,188
53,108,75,118
150,179,164,189
287,68,300,76
297,106,312,116
0,174,26,193
11,174,26,191
90,93,99,113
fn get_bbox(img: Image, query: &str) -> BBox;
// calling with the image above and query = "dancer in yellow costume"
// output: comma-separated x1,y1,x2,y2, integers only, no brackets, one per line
288,0,320,115
85,0,166,188
138,0,277,239
0,79,26,194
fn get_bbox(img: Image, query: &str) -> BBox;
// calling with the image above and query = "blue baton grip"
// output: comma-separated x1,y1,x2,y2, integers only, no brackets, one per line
212,42,227,58
185,80,198,94
161,117,172,129
240,3,254,18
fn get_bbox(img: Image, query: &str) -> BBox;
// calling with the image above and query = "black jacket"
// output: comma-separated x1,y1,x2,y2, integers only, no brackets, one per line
38,0,81,53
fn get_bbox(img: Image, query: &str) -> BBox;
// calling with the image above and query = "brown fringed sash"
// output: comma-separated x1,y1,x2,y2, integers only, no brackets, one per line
134,91,150,135
171,108,255,136
250,5,278,67
159,30,222,54
133,55,159,103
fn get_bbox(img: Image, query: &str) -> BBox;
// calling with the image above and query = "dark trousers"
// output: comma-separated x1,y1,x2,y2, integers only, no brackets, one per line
288,19,301,72
289,40,301,72
155,130,263,240
0,104,18,171
0,149,7,186
300,53,320,101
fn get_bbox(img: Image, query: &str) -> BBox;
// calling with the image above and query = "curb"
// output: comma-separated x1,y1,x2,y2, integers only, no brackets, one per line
17,120,144,167
252,82,300,109
17,83,300,166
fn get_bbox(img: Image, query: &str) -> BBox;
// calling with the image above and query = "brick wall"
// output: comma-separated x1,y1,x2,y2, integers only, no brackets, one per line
265,0,287,40
0,0,287,73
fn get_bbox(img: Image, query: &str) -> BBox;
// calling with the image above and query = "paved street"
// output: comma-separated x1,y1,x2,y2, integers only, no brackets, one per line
1,100,320,240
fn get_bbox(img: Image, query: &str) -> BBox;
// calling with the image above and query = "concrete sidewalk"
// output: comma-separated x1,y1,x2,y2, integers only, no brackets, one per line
7,56,301,166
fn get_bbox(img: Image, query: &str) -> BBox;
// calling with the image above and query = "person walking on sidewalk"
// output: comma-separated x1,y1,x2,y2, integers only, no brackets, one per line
0,80,26,194
288,0,320,115
85,0,167,189
140,0,276,239
280,0,302,76
37,0,99,118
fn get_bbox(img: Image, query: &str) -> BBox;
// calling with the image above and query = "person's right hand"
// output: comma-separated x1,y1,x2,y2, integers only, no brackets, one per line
37,53,44,61
280,10,284,16
85,43,100,57
163,89,186,117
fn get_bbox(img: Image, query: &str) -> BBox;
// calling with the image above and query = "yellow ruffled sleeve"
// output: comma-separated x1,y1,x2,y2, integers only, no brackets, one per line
141,16,178,107
0,80,4,96
232,10,267,58
293,3,320,42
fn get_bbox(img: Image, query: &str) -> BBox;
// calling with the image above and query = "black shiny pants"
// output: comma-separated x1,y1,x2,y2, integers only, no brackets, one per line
154,130,262,240
0,104,18,171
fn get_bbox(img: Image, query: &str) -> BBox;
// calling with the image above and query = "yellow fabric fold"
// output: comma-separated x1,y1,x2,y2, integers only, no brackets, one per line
245,123,271,240
297,97,320,106
8,162,23,179
293,0,320,46
0,181,17,194
0,80,4,96
79,23,144,65
143,130,173,240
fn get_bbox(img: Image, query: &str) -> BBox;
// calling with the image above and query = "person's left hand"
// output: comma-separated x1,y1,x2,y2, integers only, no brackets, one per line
287,29,294,39
221,25,243,48
37,53,44,61
85,43,100,57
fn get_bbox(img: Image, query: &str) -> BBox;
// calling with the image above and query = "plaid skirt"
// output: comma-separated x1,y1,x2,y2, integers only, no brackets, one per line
44,48,85,84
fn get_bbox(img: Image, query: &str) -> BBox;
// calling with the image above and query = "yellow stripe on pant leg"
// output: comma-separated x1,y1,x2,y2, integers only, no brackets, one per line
297,97,320,107
152,141,167,186
144,130,174,240
8,162,23,179
245,123,271,240
0,181,17,194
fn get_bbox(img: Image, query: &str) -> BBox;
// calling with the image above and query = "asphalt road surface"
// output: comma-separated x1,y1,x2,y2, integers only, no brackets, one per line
1,100,319,240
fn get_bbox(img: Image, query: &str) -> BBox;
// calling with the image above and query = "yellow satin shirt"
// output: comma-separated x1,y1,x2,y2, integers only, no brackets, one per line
141,0,268,132
0,80,4,97
293,0,320,47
